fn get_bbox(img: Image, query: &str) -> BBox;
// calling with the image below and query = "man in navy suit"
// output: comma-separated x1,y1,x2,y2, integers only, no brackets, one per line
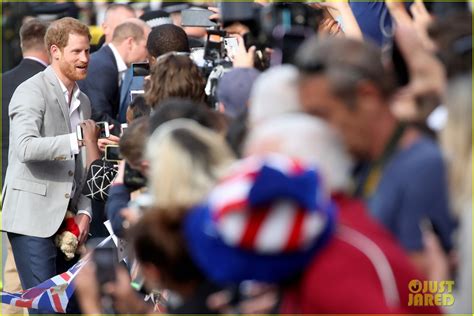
78,19,150,128
2,19,49,187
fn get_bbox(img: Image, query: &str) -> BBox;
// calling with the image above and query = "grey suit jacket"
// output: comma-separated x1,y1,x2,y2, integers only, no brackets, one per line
2,66,92,238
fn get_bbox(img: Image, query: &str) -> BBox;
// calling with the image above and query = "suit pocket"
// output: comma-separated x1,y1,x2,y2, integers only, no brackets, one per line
11,178,47,196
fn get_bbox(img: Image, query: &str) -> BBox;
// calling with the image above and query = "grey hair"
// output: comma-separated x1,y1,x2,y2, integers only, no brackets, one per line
244,113,354,193
248,65,301,125
296,36,395,108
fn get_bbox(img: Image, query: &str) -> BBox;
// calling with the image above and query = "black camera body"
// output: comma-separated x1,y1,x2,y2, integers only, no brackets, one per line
220,2,322,64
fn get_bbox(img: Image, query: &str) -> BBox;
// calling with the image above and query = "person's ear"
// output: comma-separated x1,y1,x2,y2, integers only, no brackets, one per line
126,37,135,50
140,160,150,176
50,45,61,61
218,102,226,113
149,55,156,67
355,80,385,113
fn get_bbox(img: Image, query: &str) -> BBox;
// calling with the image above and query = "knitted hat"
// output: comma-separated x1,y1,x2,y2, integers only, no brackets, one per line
184,154,336,284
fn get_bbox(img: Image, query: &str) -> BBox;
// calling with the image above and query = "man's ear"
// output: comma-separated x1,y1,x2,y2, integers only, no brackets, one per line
50,45,61,61
140,160,150,176
355,80,385,112
126,36,134,49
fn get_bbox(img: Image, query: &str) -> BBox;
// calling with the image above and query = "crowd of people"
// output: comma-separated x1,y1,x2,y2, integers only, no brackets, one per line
1,1,471,314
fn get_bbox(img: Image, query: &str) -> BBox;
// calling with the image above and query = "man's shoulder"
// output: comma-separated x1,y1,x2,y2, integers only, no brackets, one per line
90,45,115,66
388,135,444,175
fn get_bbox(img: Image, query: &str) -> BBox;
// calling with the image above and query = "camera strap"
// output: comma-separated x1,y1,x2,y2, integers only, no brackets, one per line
353,123,406,199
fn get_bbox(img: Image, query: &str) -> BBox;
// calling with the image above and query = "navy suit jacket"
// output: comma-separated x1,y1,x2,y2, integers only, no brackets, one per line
118,68,145,123
2,58,46,187
78,45,120,128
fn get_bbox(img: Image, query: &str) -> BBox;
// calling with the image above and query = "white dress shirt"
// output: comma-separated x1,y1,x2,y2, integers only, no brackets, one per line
55,72,91,220
108,43,128,86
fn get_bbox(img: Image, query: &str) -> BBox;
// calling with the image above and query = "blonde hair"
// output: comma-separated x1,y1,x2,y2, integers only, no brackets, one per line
146,119,235,219
440,75,472,218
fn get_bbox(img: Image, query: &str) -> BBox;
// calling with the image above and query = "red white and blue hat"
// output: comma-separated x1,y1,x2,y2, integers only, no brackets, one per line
184,154,336,284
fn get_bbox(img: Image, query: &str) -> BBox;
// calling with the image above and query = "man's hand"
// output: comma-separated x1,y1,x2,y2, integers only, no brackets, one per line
75,213,90,245
80,120,100,147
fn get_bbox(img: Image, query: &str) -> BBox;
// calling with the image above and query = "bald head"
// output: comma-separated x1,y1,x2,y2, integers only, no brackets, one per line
112,18,150,45
111,18,151,66
102,4,136,44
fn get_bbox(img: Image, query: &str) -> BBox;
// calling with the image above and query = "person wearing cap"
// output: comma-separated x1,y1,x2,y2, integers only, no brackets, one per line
184,153,442,314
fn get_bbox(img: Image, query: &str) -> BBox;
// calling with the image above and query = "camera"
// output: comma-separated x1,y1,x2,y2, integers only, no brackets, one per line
220,2,322,64
76,121,110,141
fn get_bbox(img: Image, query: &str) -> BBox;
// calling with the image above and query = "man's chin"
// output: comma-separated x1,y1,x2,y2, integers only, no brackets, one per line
71,72,88,81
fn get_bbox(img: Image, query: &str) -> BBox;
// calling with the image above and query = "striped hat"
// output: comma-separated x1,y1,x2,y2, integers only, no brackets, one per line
184,154,336,284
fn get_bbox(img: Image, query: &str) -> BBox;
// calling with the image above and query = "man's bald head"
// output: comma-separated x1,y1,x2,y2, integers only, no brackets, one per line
102,4,136,44
111,18,150,45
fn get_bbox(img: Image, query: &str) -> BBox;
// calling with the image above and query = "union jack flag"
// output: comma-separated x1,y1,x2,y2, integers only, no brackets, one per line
1,236,112,313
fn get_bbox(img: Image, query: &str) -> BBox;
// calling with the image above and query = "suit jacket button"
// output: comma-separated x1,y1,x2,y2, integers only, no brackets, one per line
68,170,74,177
65,193,70,199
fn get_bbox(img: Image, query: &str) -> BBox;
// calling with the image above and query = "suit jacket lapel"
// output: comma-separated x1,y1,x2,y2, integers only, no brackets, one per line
44,66,72,132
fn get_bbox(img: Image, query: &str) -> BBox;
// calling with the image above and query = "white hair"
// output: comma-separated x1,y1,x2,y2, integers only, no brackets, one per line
245,113,354,193
248,65,302,126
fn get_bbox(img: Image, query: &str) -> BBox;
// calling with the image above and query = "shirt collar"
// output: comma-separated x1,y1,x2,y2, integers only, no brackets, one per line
23,56,48,68
54,70,80,104
108,43,128,74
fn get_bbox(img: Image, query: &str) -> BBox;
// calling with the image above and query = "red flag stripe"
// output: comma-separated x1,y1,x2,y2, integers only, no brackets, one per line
239,207,270,250
14,299,33,309
51,292,65,313
215,199,247,220
284,207,305,251
59,272,71,282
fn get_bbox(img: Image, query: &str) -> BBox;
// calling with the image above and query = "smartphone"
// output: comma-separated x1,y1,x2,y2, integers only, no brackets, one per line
132,62,150,77
93,246,118,286
181,9,217,27
224,37,238,56
76,125,83,141
120,123,128,136
130,90,145,103
104,145,122,162
96,121,110,139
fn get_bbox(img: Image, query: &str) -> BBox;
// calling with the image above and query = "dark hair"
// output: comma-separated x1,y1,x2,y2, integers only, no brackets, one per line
128,95,151,121
119,116,149,165
144,54,205,108
146,24,190,58
429,11,472,79
149,98,227,135
128,210,204,285
296,36,395,107
20,18,48,52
